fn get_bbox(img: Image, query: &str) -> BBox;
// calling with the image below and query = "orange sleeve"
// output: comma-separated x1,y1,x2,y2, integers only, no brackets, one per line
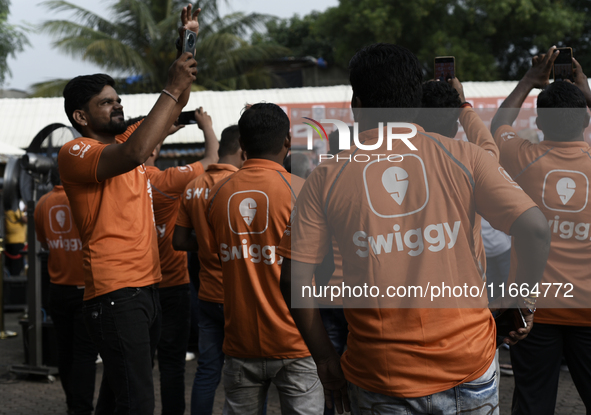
115,120,143,143
283,168,332,264
493,125,537,178
149,162,205,197
176,184,193,229
472,146,537,234
460,107,499,161
58,138,106,184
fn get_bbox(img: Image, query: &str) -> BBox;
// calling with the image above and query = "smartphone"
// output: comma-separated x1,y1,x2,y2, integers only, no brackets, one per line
494,308,527,348
177,111,196,125
182,29,197,57
553,47,573,82
434,56,455,81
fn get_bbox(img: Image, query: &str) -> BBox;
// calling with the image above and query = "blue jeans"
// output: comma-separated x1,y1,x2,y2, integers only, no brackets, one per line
349,361,498,415
50,284,98,415
83,285,162,415
222,355,323,415
191,300,225,415
158,284,191,415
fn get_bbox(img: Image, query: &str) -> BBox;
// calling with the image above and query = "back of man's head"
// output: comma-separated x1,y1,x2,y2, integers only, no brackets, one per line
63,74,115,131
349,43,423,109
415,81,461,137
238,103,290,158
218,125,241,158
537,81,589,141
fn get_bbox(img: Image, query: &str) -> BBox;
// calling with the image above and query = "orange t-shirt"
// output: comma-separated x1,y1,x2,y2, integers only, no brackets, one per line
147,162,204,288
458,107,502,276
278,125,536,397
495,124,591,326
58,135,161,300
176,163,238,303
207,158,308,359
35,186,85,286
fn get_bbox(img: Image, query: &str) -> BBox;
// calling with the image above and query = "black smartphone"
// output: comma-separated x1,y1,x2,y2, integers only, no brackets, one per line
177,111,196,125
182,29,197,57
553,47,573,82
434,56,455,81
494,308,527,348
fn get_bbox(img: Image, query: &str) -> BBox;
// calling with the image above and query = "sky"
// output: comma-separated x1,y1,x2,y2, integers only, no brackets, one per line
5,0,339,92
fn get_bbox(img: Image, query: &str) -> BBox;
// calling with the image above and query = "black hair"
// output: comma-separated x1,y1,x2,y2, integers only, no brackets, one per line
238,103,290,157
348,43,423,109
327,126,355,155
218,125,241,158
63,74,115,130
415,81,461,137
537,81,589,141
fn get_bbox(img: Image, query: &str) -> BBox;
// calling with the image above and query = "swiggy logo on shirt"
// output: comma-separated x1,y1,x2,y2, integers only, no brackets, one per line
228,191,269,234
363,154,429,218
68,142,91,158
49,205,73,234
542,170,589,213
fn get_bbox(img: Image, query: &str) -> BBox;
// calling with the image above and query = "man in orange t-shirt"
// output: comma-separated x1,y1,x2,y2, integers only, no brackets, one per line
278,44,550,414
57,7,199,414
206,103,323,414
491,46,591,414
35,169,98,415
173,125,244,415
139,107,218,415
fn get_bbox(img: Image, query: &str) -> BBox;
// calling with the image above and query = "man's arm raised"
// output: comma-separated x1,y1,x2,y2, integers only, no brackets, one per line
491,46,559,138
195,107,220,170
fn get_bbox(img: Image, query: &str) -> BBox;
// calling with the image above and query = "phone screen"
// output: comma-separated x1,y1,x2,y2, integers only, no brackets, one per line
554,48,573,81
435,57,455,81
177,111,196,125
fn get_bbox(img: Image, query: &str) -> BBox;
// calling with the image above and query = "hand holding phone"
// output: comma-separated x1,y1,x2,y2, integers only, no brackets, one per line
553,47,574,82
435,56,455,82
494,307,528,348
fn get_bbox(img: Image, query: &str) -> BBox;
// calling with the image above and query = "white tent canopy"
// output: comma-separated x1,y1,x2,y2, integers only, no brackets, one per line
0,82,537,151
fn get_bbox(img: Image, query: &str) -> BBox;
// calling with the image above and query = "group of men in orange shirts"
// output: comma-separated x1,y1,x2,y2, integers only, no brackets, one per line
32,5,591,415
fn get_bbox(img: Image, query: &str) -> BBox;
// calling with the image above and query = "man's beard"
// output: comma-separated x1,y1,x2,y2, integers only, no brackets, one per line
104,111,127,135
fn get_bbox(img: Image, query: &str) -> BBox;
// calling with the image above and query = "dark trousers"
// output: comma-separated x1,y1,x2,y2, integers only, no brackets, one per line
191,300,225,415
5,243,24,275
49,284,98,415
158,284,191,415
320,308,349,415
83,285,162,415
511,322,591,415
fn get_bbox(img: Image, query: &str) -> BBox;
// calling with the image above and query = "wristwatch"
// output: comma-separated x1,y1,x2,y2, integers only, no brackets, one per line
521,296,537,314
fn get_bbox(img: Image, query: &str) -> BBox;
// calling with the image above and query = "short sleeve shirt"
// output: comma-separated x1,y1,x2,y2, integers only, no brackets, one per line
207,158,307,359
176,163,238,303
35,186,85,286
147,161,204,288
278,125,537,397
58,136,161,300
495,124,591,326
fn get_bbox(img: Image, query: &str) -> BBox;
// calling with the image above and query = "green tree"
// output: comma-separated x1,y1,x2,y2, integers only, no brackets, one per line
0,0,29,86
253,12,334,63
261,0,585,81
32,0,287,96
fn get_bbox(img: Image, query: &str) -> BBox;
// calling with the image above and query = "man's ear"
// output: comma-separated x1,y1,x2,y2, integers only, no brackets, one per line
351,94,362,109
285,131,291,149
73,109,87,127
240,150,247,161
